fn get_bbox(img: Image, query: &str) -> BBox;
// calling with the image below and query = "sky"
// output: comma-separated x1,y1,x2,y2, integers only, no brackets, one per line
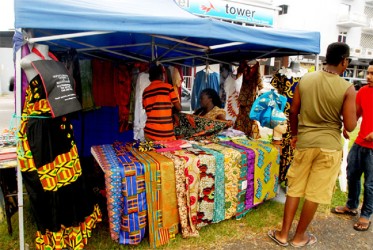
0,0,15,31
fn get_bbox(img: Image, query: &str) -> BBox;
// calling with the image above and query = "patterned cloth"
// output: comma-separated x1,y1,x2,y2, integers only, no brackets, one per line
17,74,101,249
202,143,241,220
232,138,280,205
192,144,225,223
129,148,179,248
91,145,122,241
112,142,147,245
270,73,301,182
173,112,232,141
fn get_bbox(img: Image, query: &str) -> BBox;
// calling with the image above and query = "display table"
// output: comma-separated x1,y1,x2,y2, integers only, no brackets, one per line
91,138,280,248
0,147,18,235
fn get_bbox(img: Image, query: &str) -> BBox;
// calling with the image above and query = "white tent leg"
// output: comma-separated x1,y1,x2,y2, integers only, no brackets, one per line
15,40,25,250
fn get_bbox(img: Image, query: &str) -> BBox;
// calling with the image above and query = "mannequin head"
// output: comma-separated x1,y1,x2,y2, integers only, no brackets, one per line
273,121,288,138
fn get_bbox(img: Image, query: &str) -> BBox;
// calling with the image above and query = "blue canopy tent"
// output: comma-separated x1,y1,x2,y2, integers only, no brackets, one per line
13,0,320,248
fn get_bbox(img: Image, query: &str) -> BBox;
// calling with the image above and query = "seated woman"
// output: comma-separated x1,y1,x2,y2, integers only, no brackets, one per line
194,88,226,120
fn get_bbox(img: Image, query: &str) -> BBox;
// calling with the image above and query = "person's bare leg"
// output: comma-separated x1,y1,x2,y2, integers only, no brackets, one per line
275,195,300,243
292,199,319,244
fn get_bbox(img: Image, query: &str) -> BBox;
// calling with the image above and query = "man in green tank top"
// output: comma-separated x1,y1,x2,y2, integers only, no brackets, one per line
268,42,357,247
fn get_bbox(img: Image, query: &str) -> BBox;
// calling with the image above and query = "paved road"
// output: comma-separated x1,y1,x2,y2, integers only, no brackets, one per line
0,94,15,132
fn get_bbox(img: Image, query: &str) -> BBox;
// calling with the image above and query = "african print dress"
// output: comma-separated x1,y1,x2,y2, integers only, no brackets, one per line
17,74,102,250
234,61,263,139
270,73,301,182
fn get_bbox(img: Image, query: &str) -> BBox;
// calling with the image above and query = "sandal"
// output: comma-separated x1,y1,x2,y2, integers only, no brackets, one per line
290,233,317,248
331,206,358,216
267,230,289,247
353,221,371,231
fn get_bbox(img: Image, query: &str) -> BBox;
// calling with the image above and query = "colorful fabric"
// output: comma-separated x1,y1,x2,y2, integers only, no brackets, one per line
202,106,226,120
129,148,179,247
234,61,263,139
17,73,101,249
91,145,122,241
92,59,117,106
143,80,179,141
173,112,232,141
112,142,147,245
270,73,300,182
220,141,256,218
161,152,199,238
193,144,226,223
202,143,241,220
232,138,280,205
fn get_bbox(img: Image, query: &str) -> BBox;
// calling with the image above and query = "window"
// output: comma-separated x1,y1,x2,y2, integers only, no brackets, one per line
338,32,347,43
278,5,288,15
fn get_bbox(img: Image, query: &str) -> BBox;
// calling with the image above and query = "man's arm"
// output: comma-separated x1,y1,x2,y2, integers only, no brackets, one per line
342,85,357,132
289,84,301,147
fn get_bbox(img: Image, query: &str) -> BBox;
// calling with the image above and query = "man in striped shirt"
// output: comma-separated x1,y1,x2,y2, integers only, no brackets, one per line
143,64,181,141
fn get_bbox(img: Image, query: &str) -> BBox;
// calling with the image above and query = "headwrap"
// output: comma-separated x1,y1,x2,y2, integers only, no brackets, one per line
249,90,287,129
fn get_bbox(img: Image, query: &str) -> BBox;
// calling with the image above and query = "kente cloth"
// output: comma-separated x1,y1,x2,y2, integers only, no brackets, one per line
219,141,254,218
185,148,216,229
191,70,220,110
220,141,256,211
161,152,199,238
232,138,280,205
111,142,147,245
91,145,122,241
202,143,241,220
92,59,116,106
270,73,300,182
79,60,95,110
192,144,225,223
129,147,179,248
17,74,101,249
173,112,233,141
234,61,263,139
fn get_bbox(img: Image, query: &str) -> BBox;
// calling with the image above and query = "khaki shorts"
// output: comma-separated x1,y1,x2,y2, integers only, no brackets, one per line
286,148,342,204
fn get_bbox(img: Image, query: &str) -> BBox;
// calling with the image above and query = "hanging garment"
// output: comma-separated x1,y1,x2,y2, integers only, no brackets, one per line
114,64,132,132
191,70,219,110
234,61,263,139
18,63,101,249
92,59,116,107
270,72,301,182
133,73,150,141
79,60,95,110
224,74,242,123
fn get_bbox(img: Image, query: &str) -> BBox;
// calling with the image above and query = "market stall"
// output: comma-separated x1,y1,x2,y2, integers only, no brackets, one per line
13,0,321,249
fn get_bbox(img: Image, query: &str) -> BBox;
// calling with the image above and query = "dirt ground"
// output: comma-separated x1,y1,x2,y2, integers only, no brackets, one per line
212,213,373,250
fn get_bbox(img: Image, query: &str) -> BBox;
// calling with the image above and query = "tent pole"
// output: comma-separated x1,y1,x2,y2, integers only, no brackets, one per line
152,35,209,50
15,36,25,250
315,54,319,71
152,37,155,61
27,31,113,43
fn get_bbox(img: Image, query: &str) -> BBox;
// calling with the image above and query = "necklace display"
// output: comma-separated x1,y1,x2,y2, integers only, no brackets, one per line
322,68,339,75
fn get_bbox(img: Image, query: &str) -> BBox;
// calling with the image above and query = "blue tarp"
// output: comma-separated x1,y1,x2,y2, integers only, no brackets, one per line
14,0,320,65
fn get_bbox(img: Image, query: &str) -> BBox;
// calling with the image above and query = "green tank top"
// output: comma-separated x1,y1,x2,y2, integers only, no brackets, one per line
296,71,352,150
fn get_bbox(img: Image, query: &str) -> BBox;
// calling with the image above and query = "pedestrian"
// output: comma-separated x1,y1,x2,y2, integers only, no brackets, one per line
331,60,373,231
268,42,357,247
143,64,182,141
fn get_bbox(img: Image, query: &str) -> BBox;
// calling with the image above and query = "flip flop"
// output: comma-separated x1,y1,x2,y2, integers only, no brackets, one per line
331,206,358,216
353,221,371,231
267,230,289,247
290,233,317,248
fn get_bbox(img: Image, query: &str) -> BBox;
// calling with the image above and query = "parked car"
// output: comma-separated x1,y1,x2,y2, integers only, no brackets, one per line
181,86,192,112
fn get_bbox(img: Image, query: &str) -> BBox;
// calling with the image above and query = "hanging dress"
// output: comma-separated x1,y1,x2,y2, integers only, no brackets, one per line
234,61,263,139
270,72,301,183
17,48,102,250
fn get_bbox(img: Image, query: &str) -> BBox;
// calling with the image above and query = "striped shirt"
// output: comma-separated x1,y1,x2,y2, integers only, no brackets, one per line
143,80,179,141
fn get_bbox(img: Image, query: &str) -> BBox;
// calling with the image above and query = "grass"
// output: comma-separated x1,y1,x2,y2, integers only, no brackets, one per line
0,127,362,249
